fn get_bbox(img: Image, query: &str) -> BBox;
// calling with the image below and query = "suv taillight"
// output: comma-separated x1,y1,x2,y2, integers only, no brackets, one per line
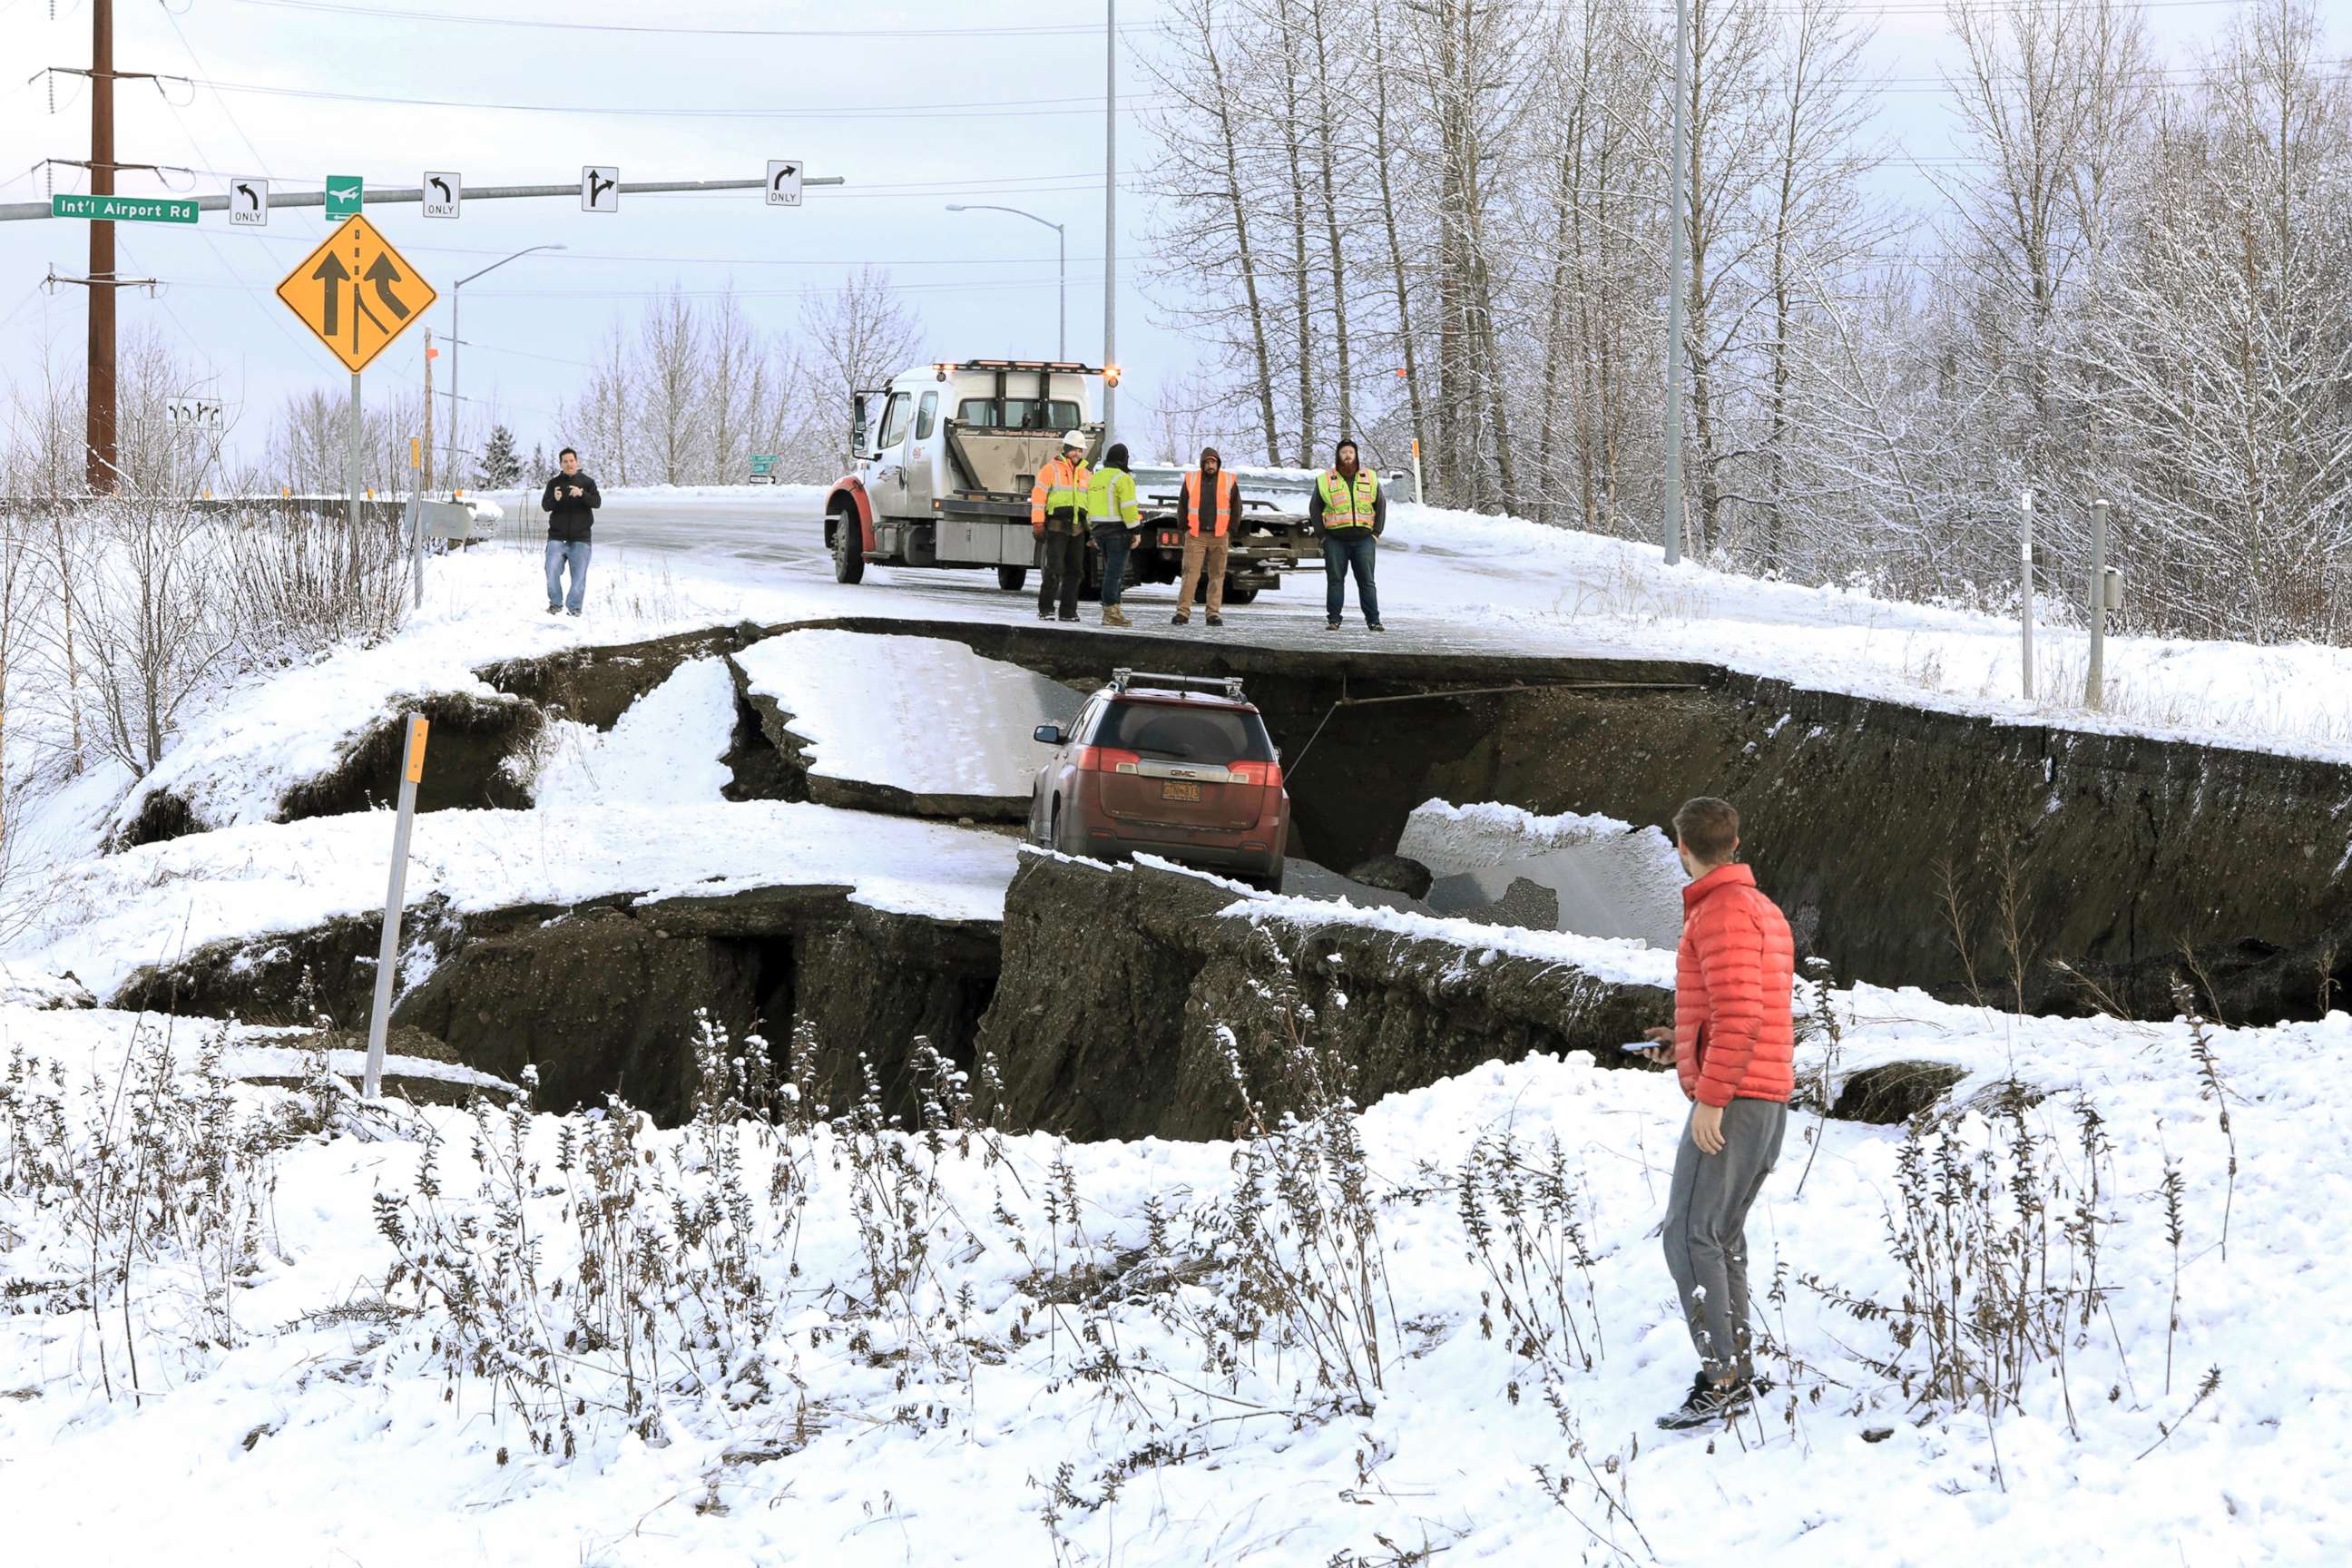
1075,746,1141,775
1229,760,1284,788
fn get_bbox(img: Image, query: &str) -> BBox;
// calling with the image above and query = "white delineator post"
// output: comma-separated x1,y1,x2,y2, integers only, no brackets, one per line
363,714,429,1100
2019,487,2034,700
2085,497,2110,710
407,436,426,609
1411,436,1426,506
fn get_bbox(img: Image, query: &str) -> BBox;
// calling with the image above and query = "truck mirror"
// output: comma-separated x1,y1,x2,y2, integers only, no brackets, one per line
1033,724,1063,745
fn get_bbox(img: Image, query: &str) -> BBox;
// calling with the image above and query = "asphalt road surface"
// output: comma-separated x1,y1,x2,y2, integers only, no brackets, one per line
476,485,1639,662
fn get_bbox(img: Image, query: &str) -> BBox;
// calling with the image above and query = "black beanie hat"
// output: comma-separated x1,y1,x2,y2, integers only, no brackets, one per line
1103,442,1130,470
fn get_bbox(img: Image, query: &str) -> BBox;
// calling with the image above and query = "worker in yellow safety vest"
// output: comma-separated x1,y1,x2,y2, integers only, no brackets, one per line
1309,438,1386,632
1083,441,1142,628
1029,431,1093,623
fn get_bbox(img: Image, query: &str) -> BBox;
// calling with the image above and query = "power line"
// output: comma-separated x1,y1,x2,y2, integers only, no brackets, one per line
181,77,1164,121
220,0,1129,38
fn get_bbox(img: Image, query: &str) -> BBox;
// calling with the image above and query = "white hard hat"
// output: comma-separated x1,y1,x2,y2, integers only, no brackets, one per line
1062,430,1087,449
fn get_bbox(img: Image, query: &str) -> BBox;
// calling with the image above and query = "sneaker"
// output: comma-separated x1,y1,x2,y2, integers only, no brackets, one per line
1655,1373,1756,1431
1325,619,1342,631
546,603,562,615
1058,612,1080,623
1367,622,1387,633
1037,609,1054,622
1171,612,1191,626
1205,612,1222,627
566,608,582,618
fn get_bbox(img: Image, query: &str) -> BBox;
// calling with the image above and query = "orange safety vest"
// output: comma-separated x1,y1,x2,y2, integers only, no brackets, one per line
1030,455,1091,526
1181,468,1240,537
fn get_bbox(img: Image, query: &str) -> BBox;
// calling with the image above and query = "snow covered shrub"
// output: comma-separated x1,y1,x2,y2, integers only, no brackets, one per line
1803,1083,2124,1429
1456,1130,1602,1378
1179,929,1395,1416
0,1020,309,1400
217,503,407,668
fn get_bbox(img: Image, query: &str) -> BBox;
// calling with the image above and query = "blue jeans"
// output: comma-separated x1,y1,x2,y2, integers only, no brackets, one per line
1323,531,1380,624
1091,523,1132,607
544,539,592,612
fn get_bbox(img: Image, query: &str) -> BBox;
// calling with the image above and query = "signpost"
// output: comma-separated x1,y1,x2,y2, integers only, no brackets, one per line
766,160,802,207
582,165,619,213
50,192,196,225
362,714,430,1101
276,214,436,587
228,178,269,228
750,453,779,482
324,175,364,220
422,171,460,220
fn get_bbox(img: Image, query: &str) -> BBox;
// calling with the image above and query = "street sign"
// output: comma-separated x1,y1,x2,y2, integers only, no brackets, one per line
166,397,226,429
750,453,779,480
582,165,619,213
228,178,269,227
325,175,364,220
766,160,802,208
50,192,198,225
274,214,437,374
422,171,461,220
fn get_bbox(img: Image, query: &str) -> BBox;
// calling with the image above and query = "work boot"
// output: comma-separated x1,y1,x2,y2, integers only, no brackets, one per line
1102,606,1131,628
1325,618,1342,631
1171,612,1191,626
1367,621,1387,632
546,603,561,615
1206,612,1223,628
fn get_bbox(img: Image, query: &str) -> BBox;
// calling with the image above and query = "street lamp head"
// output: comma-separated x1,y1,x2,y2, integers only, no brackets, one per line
946,203,967,211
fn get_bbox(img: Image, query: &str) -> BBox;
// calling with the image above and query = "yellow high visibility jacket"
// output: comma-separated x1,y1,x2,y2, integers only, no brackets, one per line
1317,467,1381,530
1083,465,1141,528
1030,455,1092,530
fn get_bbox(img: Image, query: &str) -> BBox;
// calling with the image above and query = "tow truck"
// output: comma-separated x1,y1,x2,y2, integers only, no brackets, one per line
822,359,1318,603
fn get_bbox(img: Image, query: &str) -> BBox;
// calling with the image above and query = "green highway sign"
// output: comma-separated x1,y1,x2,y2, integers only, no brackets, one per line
51,193,199,225
325,176,364,219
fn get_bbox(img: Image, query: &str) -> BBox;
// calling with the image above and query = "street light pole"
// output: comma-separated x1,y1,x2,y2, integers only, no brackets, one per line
448,242,565,493
1104,0,1117,442
946,203,1065,358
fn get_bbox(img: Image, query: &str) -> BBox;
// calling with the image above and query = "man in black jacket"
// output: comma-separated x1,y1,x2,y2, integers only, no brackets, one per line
540,446,602,615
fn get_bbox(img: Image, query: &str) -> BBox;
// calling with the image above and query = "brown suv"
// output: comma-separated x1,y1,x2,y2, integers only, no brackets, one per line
1029,670,1289,891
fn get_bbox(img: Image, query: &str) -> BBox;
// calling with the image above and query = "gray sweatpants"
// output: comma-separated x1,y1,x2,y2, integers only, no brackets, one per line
1661,1098,1788,1382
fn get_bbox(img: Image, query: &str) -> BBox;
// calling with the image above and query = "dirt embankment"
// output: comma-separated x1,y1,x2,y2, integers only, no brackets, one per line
799,616,2352,1024
980,853,1668,1142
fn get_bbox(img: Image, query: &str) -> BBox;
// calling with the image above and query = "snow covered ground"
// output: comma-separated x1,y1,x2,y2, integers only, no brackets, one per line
530,655,738,810
0,979,2334,1564
734,631,1082,806
14,802,1022,1000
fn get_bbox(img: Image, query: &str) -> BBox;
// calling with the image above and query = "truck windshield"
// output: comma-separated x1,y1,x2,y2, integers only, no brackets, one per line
957,397,1082,431
1093,701,1275,763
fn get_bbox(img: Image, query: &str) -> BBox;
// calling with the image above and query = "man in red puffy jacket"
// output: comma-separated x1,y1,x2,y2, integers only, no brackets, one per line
1642,796,1796,1430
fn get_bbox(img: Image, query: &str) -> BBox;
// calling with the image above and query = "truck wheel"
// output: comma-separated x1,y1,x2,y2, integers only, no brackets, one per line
997,565,1028,592
830,514,865,584
1222,583,1259,605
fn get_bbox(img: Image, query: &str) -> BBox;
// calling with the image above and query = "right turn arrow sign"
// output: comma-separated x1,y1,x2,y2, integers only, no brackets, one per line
767,160,802,208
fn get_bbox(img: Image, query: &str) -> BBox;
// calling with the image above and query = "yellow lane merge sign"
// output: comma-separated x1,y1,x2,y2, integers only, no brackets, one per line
275,215,436,374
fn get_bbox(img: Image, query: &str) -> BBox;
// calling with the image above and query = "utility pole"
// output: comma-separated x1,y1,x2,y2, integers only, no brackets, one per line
1102,0,1117,441
1661,0,1690,566
87,0,115,493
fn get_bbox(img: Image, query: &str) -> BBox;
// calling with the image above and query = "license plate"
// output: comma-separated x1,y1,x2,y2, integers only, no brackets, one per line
1161,780,1200,802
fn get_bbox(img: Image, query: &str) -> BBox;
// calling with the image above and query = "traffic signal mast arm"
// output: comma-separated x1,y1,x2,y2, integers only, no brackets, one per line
0,174,845,223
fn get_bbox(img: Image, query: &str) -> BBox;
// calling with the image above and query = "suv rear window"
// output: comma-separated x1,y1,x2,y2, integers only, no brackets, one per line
1092,700,1275,763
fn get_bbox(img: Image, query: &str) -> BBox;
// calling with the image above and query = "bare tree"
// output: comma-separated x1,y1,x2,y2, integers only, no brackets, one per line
638,285,707,485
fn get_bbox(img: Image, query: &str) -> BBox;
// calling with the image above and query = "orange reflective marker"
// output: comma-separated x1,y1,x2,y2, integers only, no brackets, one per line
404,717,430,782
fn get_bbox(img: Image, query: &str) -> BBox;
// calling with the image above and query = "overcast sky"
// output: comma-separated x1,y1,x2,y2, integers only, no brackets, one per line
0,0,2247,475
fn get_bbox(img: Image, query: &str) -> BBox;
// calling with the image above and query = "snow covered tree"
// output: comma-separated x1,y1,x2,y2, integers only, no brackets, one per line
478,424,522,490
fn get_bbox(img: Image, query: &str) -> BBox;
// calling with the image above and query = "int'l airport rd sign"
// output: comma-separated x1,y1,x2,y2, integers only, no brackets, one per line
51,193,199,225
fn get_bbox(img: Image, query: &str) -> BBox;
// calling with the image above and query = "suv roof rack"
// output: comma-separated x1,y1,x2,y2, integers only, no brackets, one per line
1110,668,1248,701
